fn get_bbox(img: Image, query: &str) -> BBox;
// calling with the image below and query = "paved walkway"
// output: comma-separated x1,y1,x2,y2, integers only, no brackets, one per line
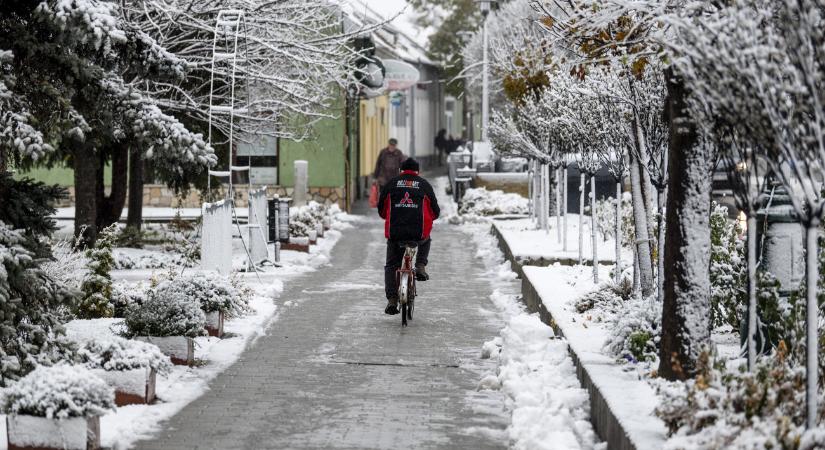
136,203,509,449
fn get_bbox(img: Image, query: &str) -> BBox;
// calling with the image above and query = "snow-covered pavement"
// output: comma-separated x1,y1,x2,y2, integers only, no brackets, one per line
133,205,512,449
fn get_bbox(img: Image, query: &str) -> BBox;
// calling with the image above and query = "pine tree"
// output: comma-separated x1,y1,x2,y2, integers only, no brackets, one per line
0,222,76,386
75,224,116,319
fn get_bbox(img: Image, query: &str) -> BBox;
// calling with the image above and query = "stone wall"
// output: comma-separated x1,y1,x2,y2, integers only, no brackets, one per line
57,185,346,209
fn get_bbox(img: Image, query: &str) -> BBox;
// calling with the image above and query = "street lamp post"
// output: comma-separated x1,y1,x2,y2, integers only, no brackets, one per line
475,0,496,142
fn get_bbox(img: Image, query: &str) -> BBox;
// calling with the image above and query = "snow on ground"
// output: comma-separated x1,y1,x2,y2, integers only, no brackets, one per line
0,210,359,450
441,174,602,450
466,223,602,450
495,217,631,264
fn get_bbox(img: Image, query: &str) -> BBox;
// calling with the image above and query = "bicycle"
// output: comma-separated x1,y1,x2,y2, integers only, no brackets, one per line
396,242,418,327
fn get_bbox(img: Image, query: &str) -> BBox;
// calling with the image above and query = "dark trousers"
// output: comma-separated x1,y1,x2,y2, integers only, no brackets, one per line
384,239,431,300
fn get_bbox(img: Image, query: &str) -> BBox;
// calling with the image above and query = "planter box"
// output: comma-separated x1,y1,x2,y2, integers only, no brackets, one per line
282,237,310,253
135,336,194,366
205,310,225,338
7,415,100,450
308,230,318,246
90,368,156,406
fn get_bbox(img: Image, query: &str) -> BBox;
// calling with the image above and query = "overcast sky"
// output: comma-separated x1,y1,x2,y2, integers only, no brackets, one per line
356,0,432,48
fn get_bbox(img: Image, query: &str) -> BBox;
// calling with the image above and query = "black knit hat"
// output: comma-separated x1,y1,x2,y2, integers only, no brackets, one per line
401,158,420,172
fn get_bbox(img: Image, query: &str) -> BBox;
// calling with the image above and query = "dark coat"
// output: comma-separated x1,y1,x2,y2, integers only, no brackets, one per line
377,171,441,241
373,147,406,188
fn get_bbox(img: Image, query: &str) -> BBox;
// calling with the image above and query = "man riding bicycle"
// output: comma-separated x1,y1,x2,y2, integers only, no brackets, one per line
377,158,440,315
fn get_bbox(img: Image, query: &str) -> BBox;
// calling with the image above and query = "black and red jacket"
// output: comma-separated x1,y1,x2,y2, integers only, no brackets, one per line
377,170,440,241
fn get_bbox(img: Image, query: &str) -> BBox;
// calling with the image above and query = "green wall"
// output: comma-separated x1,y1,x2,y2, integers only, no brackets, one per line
279,92,346,187
14,164,111,187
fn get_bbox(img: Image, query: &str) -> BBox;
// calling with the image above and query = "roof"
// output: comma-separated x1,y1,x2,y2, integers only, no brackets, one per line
340,0,437,67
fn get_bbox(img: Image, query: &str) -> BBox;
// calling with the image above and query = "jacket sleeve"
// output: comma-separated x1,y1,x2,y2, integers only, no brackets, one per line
424,181,440,219
373,150,383,179
377,182,390,218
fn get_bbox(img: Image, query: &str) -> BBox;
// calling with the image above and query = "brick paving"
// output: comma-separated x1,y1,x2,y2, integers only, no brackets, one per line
135,204,508,450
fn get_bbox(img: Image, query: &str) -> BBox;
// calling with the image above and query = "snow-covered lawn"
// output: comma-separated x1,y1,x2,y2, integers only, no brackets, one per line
0,210,356,450
494,217,631,265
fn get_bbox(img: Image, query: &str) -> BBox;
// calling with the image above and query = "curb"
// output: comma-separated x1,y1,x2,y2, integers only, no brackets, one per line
491,223,667,450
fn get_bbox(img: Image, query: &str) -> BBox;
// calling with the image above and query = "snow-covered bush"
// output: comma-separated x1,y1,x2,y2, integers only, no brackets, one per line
75,224,117,318
1,365,114,418
593,195,633,244
123,288,206,338
709,203,746,330
574,282,629,314
113,248,195,270
656,346,825,449
152,272,249,317
78,337,170,374
458,187,528,217
603,296,661,364
290,201,327,238
110,282,147,318
40,238,88,292
0,222,77,386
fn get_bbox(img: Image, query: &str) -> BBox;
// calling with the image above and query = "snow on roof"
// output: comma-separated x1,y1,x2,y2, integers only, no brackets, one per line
340,0,436,66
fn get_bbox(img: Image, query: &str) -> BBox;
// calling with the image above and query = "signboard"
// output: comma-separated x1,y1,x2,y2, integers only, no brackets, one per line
383,59,420,91
250,167,277,185
237,134,276,157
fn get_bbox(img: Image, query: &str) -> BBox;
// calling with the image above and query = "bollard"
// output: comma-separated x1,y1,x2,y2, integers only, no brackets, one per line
293,160,308,207
278,198,291,242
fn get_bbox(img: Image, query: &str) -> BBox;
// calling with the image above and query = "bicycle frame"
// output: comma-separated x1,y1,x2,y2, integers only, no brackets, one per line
396,244,418,326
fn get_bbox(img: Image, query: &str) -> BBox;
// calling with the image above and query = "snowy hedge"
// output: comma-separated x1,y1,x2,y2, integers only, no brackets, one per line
123,288,206,338
111,282,147,318
0,222,77,386
152,272,249,317
656,347,825,449
1,365,115,418
289,201,328,238
458,187,528,217
79,337,171,374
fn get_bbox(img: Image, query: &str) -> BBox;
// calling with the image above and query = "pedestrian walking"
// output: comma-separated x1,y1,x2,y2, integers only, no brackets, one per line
373,138,406,190
434,129,447,166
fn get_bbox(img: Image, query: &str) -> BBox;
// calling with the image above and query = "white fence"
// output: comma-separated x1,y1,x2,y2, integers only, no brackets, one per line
247,187,269,263
201,200,233,273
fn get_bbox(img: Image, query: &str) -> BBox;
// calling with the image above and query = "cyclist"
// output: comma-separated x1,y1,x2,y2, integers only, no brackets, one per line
377,158,440,315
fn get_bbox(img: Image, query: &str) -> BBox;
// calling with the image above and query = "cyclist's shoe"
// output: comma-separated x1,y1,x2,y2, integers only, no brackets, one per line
384,302,400,315
415,264,429,281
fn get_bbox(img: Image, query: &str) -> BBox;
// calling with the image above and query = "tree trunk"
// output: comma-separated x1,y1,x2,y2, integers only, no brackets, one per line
746,214,757,370
659,71,714,381
542,163,550,233
805,221,820,429
557,166,562,243
615,181,622,284
0,147,7,173
127,146,145,230
629,150,655,297
96,142,129,230
579,172,585,265
74,145,99,247
657,188,667,303
591,174,598,282
633,247,640,294
563,165,569,252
